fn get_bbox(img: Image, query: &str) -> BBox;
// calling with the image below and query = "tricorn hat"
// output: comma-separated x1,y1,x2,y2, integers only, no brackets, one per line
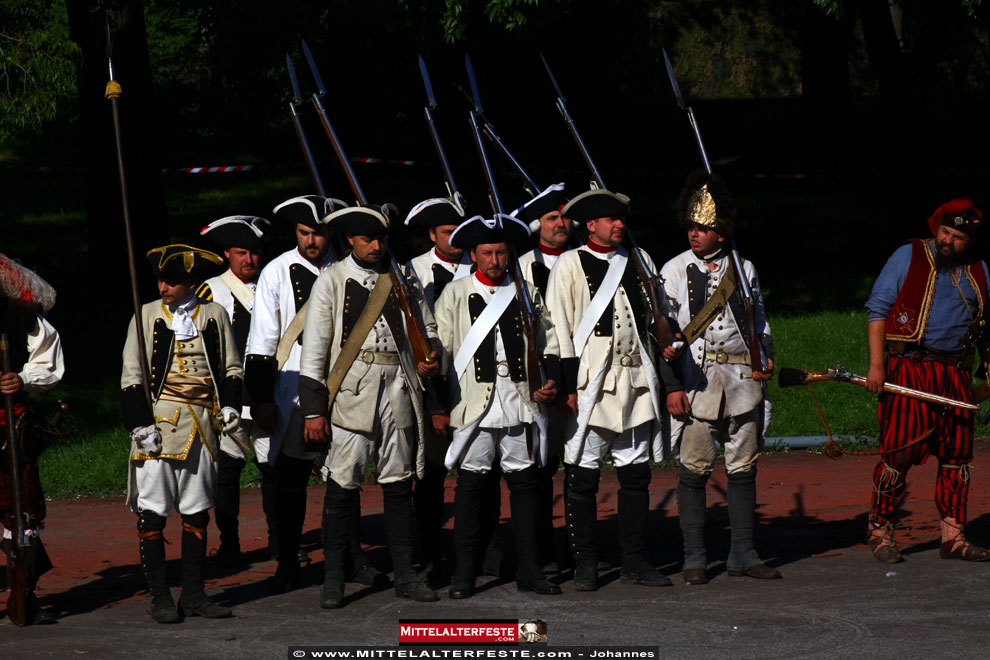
927,198,982,236
272,195,349,228
404,197,465,229
678,171,736,234
328,204,394,237
510,183,577,232
561,189,630,224
199,215,271,250
147,244,224,282
449,214,531,250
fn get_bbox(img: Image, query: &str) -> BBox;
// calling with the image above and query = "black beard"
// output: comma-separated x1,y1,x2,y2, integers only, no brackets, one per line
933,245,972,272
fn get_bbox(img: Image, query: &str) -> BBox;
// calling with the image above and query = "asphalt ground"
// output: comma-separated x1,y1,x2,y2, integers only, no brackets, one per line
3,446,990,658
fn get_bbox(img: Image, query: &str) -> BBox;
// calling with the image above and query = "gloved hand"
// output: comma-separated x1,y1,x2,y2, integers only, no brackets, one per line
220,407,240,433
131,424,162,455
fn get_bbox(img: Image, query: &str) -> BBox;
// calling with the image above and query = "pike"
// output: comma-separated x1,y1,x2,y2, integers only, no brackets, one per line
1,333,29,626
104,22,152,412
539,53,678,352
300,41,435,368
778,365,979,411
662,48,769,374
464,54,547,398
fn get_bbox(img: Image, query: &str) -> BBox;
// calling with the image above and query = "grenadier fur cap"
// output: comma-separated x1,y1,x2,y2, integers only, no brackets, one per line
561,189,630,224
199,215,271,250
511,183,575,231
404,197,465,229
678,171,736,234
328,204,395,237
147,244,224,282
0,254,56,313
449,214,531,249
272,195,349,228
927,198,982,236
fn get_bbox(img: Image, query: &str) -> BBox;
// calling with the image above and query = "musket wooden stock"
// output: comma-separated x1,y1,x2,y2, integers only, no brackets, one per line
1,334,29,626
778,367,979,411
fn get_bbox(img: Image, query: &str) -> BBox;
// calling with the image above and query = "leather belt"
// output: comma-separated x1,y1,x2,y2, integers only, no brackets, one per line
496,360,511,378
886,342,973,369
614,352,642,367
704,349,750,365
358,350,401,365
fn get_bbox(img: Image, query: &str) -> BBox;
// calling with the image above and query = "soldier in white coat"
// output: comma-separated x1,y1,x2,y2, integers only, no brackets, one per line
403,197,469,578
121,245,241,623
545,189,678,591
195,215,270,566
297,205,441,608
435,214,563,599
661,172,779,584
244,195,380,593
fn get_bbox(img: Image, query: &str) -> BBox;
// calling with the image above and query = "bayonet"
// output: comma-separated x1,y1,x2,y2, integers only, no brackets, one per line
285,53,328,198
419,55,438,110
465,54,484,113
301,39,327,96
418,56,461,204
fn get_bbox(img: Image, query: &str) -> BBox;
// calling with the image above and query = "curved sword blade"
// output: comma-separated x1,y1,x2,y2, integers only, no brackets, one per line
301,39,326,95
662,48,687,109
465,54,483,112
286,53,303,104
419,55,437,109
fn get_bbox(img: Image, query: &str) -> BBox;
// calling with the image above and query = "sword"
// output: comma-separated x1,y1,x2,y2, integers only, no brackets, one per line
778,364,980,411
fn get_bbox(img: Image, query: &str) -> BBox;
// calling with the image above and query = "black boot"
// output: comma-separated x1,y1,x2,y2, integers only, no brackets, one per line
536,457,561,573
256,459,280,560
320,479,354,609
450,469,488,599
677,465,709,585
347,494,385,587
177,511,232,618
271,455,312,593
565,465,601,591
3,535,56,625
480,468,505,577
616,463,671,587
214,452,245,567
413,458,448,580
504,466,562,595
382,479,438,602
727,467,781,579
137,510,178,624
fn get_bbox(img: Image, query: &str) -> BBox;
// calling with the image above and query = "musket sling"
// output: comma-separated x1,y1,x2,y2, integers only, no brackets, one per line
680,265,737,345
325,274,393,412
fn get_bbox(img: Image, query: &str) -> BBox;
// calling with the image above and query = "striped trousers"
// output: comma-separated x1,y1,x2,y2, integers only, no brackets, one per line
870,355,974,525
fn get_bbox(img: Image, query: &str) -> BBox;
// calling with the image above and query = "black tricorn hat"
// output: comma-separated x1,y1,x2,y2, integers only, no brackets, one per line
510,183,571,230
328,204,393,237
404,197,465,229
449,214,531,250
272,195,349,228
146,244,224,282
560,189,631,223
199,215,271,250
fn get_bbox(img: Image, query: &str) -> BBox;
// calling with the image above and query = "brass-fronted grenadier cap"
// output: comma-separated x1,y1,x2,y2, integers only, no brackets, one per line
678,171,736,234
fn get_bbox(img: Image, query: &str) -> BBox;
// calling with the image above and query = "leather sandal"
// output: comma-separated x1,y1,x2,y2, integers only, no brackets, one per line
868,523,903,564
939,539,990,562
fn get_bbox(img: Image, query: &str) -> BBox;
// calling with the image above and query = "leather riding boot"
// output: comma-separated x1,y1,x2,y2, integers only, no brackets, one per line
617,463,671,587
382,479,438,603
565,464,600,591
256,459,280,559
450,469,488,598
480,467,504,577
320,479,355,609
727,467,780,579
137,510,178,624
272,455,312,592
677,465,709,583
178,511,232,618
504,466,562,595
346,494,384,586
414,458,447,571
214,452,245,566
536,457,561,571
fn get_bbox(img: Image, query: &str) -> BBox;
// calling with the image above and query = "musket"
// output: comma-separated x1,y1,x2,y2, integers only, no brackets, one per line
105,21,152,412
662,48,767,374
418,56,465,208
285,52,348,258
539,53,678,351
300,41,435,367
778,365,979,411
1,333,29,626
465,55,546,397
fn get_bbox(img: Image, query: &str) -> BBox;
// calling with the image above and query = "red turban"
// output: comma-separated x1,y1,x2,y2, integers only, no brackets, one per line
927,198,982,236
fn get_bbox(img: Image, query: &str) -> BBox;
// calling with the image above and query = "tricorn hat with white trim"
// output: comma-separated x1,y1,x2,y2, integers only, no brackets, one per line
560,189,630,224
272,195,349,228
510,183,574,232
404,197,465,229
328,204,394,237
449,214,531,249
147,244,225,282
199,215,271,250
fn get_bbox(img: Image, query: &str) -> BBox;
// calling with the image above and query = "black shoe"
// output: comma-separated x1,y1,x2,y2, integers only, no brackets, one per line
573,559,599,592
682,568,709,585
149,593,180,624
448,581,475,600
178,592,232,618
268,572,298,595
350,563,387,587
319,584,345,609
215,543,242,568
517,576,563,595
395,580,439,602
541,561,562,576
728,562,782,579
620,564,673,587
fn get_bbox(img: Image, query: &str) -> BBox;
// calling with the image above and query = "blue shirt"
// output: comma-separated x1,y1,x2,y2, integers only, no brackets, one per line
865,241,990,353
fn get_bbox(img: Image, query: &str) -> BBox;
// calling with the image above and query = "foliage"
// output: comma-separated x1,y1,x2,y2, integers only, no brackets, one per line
0,0,79,141
441,0,549,42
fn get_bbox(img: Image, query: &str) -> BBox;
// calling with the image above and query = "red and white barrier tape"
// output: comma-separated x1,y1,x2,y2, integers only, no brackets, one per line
3,156,417,175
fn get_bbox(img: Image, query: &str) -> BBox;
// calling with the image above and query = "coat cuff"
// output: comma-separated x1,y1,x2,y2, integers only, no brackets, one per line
244,354,277,405
121,384,154,431
423,375,449,415
220,375,243,411
561,357,579,395
298,374,330,418
541,354,563,390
